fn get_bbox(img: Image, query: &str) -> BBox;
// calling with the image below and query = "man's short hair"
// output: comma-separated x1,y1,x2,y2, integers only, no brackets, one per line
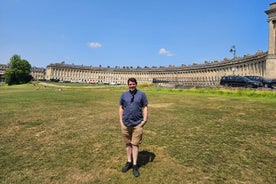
128,78,137,85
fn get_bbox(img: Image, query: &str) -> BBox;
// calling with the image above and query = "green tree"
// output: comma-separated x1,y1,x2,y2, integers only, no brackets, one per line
4,55,33,85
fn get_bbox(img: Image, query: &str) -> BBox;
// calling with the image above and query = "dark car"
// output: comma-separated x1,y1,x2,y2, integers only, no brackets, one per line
244,75,272,88
220,75,261,88
270,79,276,89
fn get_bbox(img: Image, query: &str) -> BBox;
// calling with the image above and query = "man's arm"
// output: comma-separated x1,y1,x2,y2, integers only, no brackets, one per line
140,105,148,127
119,105,124,126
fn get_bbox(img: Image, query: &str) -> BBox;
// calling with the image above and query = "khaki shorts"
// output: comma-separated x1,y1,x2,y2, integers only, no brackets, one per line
121,124,143,146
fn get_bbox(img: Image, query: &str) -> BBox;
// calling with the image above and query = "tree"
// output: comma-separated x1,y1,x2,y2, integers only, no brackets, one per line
4,55,33,85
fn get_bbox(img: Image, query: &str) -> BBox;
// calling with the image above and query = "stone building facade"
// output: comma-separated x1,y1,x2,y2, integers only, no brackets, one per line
45,51,267,87
31,67,46,81
265,2,276,79
0,65,46,82
0,64,8,82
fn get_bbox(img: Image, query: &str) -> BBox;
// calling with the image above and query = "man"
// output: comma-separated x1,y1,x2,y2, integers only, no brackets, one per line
119,77,148,177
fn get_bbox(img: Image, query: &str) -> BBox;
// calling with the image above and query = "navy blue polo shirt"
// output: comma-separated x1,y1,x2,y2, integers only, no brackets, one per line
119,90,148,126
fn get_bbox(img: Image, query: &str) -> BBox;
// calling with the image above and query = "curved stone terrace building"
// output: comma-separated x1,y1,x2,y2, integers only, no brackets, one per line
45,51,268,87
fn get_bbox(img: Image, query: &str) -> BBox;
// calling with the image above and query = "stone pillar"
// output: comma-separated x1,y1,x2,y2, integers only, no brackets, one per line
265,3,276,79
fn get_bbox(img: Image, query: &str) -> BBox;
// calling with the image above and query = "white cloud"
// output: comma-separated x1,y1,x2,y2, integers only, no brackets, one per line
159,48,173,56
88,42,102,48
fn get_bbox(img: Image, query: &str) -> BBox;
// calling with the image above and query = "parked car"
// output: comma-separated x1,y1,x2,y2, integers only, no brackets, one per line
244,75,272,88
220,75,261,88
270,79,276,89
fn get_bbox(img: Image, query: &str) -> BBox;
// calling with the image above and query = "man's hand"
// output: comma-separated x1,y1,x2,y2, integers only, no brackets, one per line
140,120,147,127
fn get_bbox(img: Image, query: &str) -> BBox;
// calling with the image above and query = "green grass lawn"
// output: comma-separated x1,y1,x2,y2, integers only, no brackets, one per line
0,83,275,183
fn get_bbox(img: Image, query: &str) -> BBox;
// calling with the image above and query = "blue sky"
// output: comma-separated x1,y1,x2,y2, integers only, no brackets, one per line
0,0,274,68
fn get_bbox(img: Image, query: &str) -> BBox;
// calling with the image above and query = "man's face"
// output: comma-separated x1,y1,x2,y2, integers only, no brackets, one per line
128,81,137,91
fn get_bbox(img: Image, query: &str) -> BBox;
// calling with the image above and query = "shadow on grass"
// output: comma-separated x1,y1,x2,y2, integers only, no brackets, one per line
138,150,156,167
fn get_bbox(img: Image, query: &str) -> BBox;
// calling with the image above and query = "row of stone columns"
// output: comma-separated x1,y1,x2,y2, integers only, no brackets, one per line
44,53,267,87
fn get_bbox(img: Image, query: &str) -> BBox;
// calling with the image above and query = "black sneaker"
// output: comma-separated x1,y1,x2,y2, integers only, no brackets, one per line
132,165,140,177
121,162,132,173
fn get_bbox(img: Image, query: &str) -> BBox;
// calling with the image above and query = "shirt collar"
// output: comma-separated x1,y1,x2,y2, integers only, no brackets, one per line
129,89,137,95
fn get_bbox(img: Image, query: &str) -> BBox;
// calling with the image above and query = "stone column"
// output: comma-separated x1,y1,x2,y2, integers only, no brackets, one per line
265,3,276,79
